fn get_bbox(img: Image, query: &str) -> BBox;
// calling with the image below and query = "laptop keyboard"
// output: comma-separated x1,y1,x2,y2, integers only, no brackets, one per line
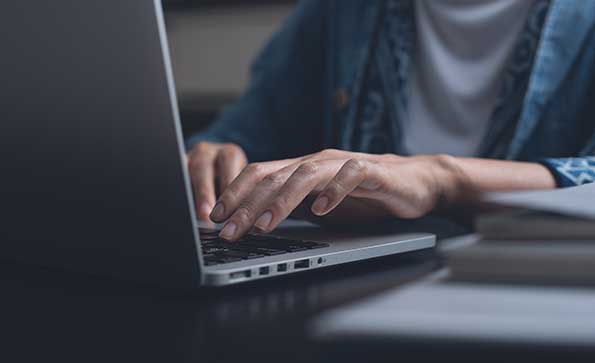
199,228,329,266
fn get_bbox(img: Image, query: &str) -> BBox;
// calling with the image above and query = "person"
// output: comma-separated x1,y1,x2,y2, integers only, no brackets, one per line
185,0,595,241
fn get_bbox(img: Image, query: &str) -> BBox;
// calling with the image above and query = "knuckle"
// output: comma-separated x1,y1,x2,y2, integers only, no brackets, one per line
219,148,236,161
245,162,265,177
344,158,367,174
223,183,240,197
269,197,289,216
319,148,340,158
233,206,253,224
296,161,319,176
218,188,237,205
415,187,433,207
194,142,212,153
326,182,346,199
263,172,286,186
222,143,244,158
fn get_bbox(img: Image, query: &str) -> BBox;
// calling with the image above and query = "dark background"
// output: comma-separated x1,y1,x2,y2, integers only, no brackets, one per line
162,1,297,139
164,0,296,9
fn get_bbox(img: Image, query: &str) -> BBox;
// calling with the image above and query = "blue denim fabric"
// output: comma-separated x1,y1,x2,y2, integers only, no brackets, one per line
186,0,595,187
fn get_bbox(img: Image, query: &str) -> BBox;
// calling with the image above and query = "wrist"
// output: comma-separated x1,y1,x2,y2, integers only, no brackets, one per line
429,154,471,206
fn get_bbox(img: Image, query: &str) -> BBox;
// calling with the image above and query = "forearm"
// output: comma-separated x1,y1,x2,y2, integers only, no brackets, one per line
439,156,557,203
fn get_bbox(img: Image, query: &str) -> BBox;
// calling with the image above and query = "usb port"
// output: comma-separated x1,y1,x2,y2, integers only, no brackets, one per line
259,266,270,275
277,263,287,272
229,270,251,280
294,259,310,269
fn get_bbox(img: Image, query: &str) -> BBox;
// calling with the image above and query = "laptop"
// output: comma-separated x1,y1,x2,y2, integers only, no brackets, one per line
0,0,435,287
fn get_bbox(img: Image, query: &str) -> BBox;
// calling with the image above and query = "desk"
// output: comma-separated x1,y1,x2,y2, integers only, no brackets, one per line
1,220,591,363
0,250,438,363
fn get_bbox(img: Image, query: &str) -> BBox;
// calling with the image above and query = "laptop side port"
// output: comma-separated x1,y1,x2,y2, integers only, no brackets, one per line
259,266,270,276
229,270,251,281
294,259,310,269
277,263,288,272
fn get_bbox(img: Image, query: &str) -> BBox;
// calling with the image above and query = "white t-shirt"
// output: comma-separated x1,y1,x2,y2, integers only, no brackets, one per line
401,0,534,156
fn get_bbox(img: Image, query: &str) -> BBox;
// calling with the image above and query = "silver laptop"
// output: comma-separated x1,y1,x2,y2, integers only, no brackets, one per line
0,0,435,287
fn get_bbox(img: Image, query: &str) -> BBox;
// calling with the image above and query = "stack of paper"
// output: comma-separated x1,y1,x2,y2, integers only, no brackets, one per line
447,183,595,284
478,183,595,240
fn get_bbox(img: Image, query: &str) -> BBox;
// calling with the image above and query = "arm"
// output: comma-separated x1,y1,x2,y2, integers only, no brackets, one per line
207,150,561,241
443,157,557,203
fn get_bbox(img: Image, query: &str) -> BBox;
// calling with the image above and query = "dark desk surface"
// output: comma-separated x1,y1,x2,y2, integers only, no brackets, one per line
0,250,440,363
1,220,592,363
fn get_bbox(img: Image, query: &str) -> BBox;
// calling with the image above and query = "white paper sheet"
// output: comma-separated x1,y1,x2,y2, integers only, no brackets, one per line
485,182,595,219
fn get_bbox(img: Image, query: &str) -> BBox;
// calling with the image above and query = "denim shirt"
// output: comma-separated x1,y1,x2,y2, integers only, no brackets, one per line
186,0,595,187
352,0,549,157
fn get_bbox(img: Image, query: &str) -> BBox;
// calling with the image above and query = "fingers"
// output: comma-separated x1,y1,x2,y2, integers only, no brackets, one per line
188,143,218,220
311,159,371,216
218,165,296,240
210,158,299,223
215,144,247,194
253,160,338,232
219,160,340,241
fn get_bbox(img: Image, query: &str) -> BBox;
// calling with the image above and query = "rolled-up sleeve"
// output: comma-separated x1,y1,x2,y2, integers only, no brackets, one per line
540,157,595,187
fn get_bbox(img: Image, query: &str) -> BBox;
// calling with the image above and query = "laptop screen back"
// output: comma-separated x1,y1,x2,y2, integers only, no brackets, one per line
0,0,202,288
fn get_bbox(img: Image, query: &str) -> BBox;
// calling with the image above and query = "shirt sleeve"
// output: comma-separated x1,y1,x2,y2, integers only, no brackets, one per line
540,157,595,187
185,0,328,162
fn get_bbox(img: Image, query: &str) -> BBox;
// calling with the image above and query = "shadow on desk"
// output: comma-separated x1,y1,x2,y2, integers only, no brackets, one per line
0,246,439,363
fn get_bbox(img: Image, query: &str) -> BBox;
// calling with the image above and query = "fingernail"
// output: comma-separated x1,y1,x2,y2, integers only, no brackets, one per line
210,202,225,220
199,203,212,219
311,196,329,215
255,211,273,231
219,222,237,240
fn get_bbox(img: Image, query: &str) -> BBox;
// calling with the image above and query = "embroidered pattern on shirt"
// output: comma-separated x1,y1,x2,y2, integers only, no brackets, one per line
542,158,595,186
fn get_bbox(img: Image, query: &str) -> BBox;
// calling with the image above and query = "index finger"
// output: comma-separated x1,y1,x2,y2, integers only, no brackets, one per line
210,157,300,222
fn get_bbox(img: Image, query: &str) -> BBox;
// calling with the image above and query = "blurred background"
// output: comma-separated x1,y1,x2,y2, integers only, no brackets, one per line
163,0,296,138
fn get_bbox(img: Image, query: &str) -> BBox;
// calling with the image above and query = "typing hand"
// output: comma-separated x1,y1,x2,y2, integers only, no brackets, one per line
209,149,463,241
187,142,248,220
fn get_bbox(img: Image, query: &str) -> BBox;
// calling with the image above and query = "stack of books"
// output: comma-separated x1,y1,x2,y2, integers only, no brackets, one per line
447,183,595,285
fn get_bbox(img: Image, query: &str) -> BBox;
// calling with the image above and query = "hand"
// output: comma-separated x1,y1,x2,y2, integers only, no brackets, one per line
210,149,463,241
187,142,248,220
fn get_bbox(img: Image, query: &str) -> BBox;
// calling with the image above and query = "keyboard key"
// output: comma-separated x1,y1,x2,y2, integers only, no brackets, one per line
240,253,266,260
300,241,330,249
215,256,242,264
244,234,281,241
256,248,286,256
221,245,283,257
240,240,308,252
199,228,220,236
222,249,266,260
215,250,251,259
203,246,229,254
